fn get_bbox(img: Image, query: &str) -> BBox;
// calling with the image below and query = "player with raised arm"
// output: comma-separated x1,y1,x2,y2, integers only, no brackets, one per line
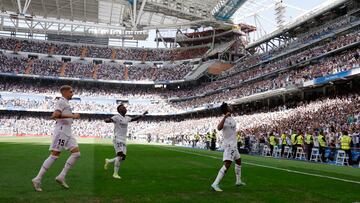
32,85,81,192
103,104,148,179
211,103,246,192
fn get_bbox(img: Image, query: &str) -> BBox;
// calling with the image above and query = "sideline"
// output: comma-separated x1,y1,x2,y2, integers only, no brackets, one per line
157,146,360,185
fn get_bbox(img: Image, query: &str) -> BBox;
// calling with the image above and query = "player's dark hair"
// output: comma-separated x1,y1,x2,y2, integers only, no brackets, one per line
117,104,125,114
60,85,72,93
220,102,229,114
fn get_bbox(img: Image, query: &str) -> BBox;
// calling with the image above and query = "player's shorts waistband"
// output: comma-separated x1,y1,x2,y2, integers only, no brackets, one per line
55,120,72,126
54,125,72,133
113,140,126,146
223,144,237,149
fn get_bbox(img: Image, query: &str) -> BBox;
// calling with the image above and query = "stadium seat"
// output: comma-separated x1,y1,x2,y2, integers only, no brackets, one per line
295,147,306,160
262,145,271,156
335,150,349,166
283,146,291,158
273,146,281,158
310,148,321,162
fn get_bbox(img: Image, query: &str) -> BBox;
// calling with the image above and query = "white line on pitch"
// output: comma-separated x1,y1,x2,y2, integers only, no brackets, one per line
157,146,360,185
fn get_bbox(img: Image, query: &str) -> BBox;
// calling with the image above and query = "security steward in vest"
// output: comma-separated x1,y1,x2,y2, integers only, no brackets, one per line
291,130,298,158
237,131,242,152
294,130,304,158
206,132,212,150
210,129,217,151
280,132,287,157
194,132,201,147
269,132,277,156
305,130,314,161
340,131,353,165
318,131,327,162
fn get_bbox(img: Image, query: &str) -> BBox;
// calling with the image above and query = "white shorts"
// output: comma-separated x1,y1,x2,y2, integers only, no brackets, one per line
49,131,78,152
113,140,127,155
223,147,241,161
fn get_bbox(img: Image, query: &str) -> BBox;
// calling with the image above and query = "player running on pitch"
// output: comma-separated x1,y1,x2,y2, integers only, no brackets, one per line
103,104,148,179
211,102,246,192
32,85,81,192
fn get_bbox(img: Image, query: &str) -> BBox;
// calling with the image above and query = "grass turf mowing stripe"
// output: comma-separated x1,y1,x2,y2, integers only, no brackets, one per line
157,146,360,185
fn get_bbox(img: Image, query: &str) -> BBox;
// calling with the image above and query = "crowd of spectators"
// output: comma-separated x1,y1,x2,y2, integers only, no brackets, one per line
0,46,359,112
0,53,193,81
162,29,360,100
0,15,359,112
0,96,180,114
1,94,359,151
0,81,167,100
229,15,359,74
0,17,357,87
0,37,208,61
171,47,360,109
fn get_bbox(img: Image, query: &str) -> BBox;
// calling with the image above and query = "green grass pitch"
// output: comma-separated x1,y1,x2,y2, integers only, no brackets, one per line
0,137,359,203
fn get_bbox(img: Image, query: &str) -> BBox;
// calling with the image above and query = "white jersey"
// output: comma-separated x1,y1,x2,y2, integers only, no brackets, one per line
222,117,237,148
112,114,132,143
54,97,73,135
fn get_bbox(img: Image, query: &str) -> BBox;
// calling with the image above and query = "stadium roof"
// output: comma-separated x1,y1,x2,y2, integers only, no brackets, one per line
0,0,228,30
0,0,339,42
0,0,252,40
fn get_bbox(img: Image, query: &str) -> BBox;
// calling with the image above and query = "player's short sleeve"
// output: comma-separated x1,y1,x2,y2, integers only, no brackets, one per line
224,118,230,127
125,116,132,123
54,99,65,112
111,115,120,123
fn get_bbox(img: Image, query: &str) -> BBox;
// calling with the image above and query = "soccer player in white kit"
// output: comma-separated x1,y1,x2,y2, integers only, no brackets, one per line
103,104,148,179
211,103,245,192
32,85,81,192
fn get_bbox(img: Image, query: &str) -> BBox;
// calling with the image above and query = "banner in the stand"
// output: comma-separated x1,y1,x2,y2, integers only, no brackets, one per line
303,67,360,86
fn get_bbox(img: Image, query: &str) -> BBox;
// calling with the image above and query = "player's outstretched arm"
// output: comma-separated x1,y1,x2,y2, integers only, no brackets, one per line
104,118,114,123
130,111,148,122
51,110,80,119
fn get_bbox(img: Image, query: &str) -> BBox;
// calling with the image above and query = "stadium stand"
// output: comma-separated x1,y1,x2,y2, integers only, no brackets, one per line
1,0,359,169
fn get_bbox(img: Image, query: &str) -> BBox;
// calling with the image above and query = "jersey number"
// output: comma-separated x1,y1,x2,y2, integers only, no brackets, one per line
231,150,235,157
58,139,65,146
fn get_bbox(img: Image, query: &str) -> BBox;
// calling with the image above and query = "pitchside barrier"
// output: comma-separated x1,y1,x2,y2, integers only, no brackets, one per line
252,143,360,166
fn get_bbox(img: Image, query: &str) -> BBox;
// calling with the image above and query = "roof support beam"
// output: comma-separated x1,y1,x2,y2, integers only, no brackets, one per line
22,0,32,15
55,0,60,18
70,0,73,20
160,14,165,24
109,0,114,24
144,19,210,30
84,0,87,21
135,0,147,27
147,12,153,25
41,0,46,18
119,6,124,24
132,0,137,27
16,0,22,14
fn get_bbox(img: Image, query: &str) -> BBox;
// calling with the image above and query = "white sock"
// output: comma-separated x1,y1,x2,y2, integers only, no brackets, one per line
34,155,58,181
107,157,117,163
212,165,227,186
235,164,242,183
57,152,81,179
114,156,121,175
